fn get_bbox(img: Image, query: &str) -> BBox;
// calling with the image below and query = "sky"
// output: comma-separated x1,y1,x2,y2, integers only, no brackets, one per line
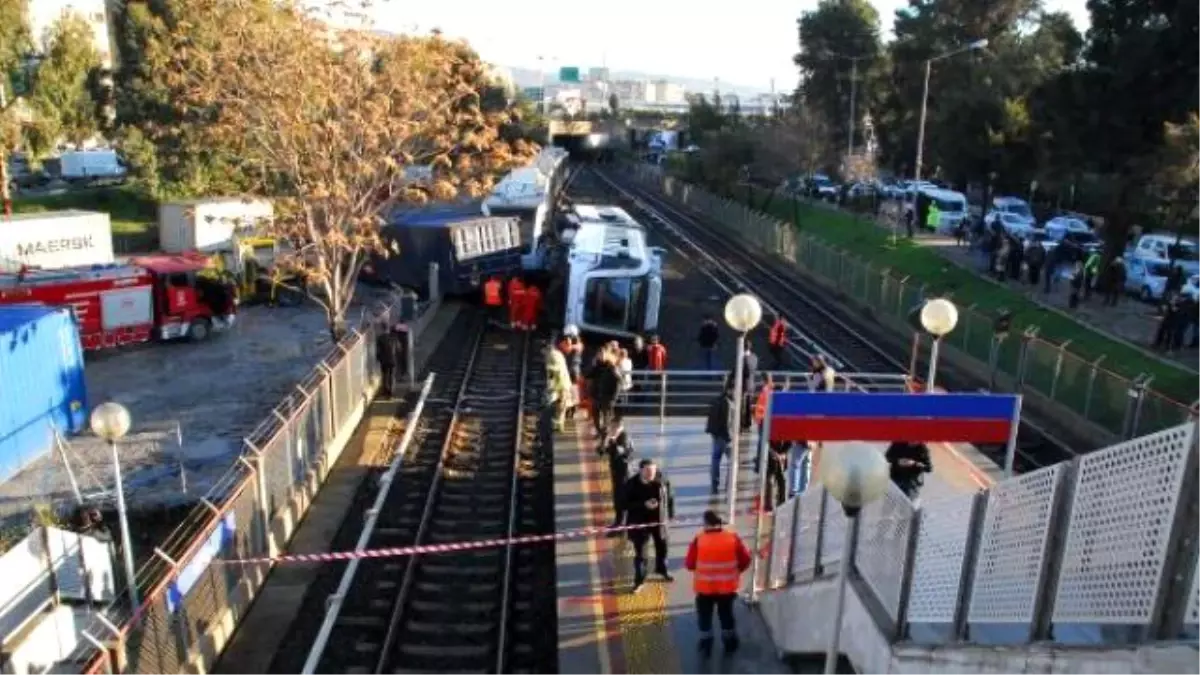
354,0,1091,92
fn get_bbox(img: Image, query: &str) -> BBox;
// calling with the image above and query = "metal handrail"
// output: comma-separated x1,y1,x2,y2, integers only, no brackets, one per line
301,374,436,674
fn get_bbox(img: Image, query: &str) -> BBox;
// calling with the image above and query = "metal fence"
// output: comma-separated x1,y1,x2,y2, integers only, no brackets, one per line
627,165,1196,440
757,421,1200,646
69,293,440,674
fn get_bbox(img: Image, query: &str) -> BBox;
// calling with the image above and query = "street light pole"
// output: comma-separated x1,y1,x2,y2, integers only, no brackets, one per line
913,58,932,183
729,333,746,525
108,439,139,608
912,39,988,183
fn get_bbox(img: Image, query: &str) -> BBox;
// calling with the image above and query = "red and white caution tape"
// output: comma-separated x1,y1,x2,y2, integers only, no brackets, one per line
220,507,780,566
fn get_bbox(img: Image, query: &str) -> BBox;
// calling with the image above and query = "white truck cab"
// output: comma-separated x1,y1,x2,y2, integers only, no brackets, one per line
560,204,664,338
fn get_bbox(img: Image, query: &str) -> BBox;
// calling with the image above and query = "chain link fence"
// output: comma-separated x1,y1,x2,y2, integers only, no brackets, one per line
68,292,439,674
628,166,1195,440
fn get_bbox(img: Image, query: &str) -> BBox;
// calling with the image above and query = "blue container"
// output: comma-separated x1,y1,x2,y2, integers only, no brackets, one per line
0,305,88,483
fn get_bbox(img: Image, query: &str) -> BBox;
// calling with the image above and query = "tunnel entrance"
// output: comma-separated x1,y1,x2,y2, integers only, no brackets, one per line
550,134,614,162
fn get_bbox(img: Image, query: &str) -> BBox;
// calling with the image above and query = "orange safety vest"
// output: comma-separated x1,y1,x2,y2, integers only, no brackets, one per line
768,319,787,347
483,279,502,306
753,383,772,425
647,343,667,371
691,530,743,595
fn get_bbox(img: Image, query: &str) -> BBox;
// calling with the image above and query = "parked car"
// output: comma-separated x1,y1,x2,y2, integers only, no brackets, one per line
996,212,1035,236
984,196,1036,229
1183,274,1199,301
806,174,839,201
1044,216,1092,235
1125,257,1173,303
1130,233,1199,267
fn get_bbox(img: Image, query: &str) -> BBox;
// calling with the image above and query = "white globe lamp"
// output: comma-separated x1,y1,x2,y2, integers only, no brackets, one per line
90,401,132,441
818,442,891,514
723,293,763,333
919,297,959,338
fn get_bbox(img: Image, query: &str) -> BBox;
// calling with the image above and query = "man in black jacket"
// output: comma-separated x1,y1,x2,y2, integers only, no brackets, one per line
885,441,932,503
705,386,737,494
375,324,403,398
697,316,720,370
622,459,675,593
588,350,622,436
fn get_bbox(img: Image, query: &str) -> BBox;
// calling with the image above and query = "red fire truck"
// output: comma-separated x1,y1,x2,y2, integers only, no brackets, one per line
0,253,237,351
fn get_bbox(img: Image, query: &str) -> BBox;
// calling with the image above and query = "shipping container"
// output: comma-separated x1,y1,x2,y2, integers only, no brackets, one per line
0,305,87,483
158,198,274,254
0,211,115,272
367,203,522,298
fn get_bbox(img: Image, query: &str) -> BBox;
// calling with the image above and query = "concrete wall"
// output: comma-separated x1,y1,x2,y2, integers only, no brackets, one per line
759,577,1199,674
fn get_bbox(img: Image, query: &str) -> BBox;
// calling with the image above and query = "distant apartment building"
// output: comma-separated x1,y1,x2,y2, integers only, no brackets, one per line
26,0,117,68
610,80,646,105
644,79,686,106
587,67,610,83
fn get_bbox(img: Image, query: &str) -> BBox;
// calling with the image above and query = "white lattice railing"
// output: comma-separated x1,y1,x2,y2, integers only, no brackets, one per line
748,422,1198,646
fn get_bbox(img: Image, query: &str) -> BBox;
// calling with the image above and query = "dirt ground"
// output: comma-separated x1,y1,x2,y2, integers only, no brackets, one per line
0,286,394,533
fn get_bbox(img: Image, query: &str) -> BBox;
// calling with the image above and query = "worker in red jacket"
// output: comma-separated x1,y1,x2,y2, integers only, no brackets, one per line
482,276,504,326
646,334,667,371
522,284,543,331
767,315,788,369
685,510,752,656
507,277,526,329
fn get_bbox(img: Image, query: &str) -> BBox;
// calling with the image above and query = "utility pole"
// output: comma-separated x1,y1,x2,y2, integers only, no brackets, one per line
847,58,858,161
913,59,931,183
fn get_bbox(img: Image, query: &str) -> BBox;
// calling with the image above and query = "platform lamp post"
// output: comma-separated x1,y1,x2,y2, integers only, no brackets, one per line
724,293,763,525
821,443,891,675
90,402,139,608
919,298,959,392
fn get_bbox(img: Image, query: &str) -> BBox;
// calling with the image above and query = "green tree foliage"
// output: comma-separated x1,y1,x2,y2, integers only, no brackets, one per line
0,0,32,150
793,0,883,160
27,12,104,151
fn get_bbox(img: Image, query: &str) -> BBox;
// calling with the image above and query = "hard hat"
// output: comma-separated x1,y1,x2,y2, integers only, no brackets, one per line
564,324,579,337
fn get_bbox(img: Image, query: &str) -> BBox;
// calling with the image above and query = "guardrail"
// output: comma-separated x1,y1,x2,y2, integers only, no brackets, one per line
69,292,442,675
626,164,1195,440
758,421,1200,649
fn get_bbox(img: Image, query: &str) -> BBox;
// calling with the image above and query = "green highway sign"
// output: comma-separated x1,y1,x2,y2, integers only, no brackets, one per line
559,67,580,83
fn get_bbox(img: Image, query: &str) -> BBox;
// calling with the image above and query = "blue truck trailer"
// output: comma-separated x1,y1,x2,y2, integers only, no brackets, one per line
364,203,523,298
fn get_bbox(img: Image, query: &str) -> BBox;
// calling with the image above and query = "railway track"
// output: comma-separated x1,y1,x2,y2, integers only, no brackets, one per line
586,165,1077,472
305,314,557,674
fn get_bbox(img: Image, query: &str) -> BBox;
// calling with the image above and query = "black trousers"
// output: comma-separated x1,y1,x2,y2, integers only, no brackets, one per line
609,456,628,522
769,344,786,369
379,362,395,396
696,593,737,636
765,456,786,511
593,401,615,434
629,527,668,582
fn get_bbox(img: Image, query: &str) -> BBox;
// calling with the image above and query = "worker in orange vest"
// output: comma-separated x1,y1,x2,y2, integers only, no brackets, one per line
767,315,788,369
751,373,774,473
507,277,526,329
685,510,752,656
482,276,504,326
522,284,543,331
646,334,667,371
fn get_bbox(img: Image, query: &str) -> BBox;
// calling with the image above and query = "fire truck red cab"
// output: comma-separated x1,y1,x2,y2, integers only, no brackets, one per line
0,253,237,351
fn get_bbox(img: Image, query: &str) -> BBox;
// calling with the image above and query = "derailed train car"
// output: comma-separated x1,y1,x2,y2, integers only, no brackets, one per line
481,147,570,261
363,203,523,298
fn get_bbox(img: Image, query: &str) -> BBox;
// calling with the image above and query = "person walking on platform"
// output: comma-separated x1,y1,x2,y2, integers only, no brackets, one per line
697,315,720,370
375,323,402,398
588,348,622,436
522,284,543,331
767,315,788,369
764,440,791,512
685,510,752,656
600,413,634,527
630,335,649,371
507,276,526,329
646,334,667,371
622,458,675,593
705,384,737,494
558,325,584,419
544,343,574,432
885,441,932,504
482,276,504,326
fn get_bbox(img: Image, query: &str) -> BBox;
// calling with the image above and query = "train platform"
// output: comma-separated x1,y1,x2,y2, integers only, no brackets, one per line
554,416,791,674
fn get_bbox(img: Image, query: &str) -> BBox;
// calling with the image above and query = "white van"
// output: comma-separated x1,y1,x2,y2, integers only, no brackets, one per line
59,150,127,183
1132,234,1198,264
906,186,967,234
984,196,1035,228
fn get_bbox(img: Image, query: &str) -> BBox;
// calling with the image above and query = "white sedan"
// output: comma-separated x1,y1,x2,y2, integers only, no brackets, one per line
1125,257,1173,303
1184,274,1199,301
